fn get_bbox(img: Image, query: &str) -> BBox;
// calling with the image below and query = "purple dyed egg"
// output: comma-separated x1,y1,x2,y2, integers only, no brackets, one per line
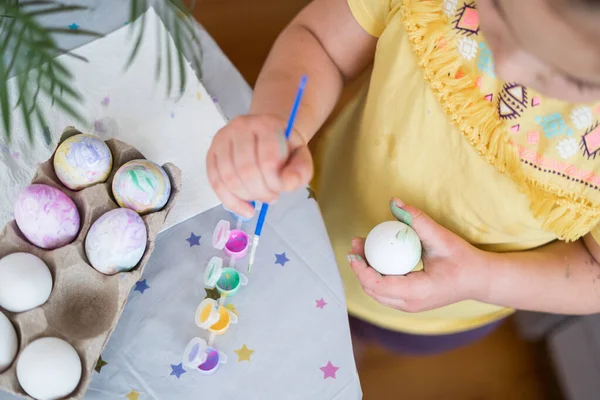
14,184,80,249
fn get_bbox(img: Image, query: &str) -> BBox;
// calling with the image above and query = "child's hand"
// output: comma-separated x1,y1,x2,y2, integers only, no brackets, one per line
206,114,313,218
347,198,490,313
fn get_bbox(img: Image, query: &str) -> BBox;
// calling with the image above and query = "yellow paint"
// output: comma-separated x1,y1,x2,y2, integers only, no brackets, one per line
196,92,201,100
209,306,230,332
126,390,140,400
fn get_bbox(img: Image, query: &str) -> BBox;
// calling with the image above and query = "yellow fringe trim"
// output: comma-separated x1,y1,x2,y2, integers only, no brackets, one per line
401,0,600,242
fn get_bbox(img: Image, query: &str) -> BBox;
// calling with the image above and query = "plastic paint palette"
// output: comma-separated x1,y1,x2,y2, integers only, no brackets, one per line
183,337,227,375
204,256,248,297
212,220,250,259
184,216,252,376
195,298,238,335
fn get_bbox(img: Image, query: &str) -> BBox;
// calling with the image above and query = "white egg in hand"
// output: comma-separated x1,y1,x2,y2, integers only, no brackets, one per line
0,311,18,372
0,253,53,312
17,338,81,400
364,221,422,275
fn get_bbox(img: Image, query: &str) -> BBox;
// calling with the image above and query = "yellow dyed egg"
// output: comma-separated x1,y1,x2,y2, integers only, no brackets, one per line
53,134,113,190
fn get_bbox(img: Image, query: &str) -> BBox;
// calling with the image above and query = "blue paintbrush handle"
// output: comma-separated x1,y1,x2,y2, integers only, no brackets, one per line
253,75,307,237
283,75,307,140
249,75,307,272
254,202,269,236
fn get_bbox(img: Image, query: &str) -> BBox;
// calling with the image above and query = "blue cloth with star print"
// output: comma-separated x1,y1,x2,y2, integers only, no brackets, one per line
83,190,360,399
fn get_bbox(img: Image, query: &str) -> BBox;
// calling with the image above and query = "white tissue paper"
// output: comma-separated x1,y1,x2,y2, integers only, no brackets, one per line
0,7,225,231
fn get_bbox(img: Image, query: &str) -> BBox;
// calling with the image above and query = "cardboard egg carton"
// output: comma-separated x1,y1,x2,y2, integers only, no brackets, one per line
0,127,181,399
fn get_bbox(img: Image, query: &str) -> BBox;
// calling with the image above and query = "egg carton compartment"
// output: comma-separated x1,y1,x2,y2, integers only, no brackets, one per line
0,127,181,399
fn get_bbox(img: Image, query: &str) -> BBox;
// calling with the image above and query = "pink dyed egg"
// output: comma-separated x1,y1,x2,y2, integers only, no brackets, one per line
14,184,80,249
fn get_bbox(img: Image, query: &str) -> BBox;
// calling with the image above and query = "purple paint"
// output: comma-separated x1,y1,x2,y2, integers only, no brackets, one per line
225,230,248,253
93,120,106,134
198,348,219,371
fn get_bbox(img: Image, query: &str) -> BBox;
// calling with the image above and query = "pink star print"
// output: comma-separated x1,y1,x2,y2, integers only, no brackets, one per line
315,298,327,309
320,361,339,379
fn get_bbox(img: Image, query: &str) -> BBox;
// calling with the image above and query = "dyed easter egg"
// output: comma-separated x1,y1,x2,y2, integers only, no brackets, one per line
364,221,422,275
85,208,147,275
112,160,171,214
14,184,80,249
53,134,113,190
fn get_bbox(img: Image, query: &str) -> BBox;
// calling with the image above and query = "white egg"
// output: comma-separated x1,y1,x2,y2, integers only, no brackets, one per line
0,311,18,372
0,253,53,313
17,337,81,400
364,221,422,275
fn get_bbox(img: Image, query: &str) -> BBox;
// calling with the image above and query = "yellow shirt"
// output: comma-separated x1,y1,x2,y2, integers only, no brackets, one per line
312,0,600,334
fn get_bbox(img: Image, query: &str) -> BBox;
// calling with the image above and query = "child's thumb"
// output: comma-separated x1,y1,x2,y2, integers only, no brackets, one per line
280,146,313,192
389,198,443,247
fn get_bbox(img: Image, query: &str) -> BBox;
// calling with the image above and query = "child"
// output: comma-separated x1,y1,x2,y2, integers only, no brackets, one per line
206,0,600,355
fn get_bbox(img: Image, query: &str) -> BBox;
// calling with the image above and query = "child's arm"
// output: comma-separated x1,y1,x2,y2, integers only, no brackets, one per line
206,0,376,217
250,0,377,143
348,199,600,315
479,234,600,315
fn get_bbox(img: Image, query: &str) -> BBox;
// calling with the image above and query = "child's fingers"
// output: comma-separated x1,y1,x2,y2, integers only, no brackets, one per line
206,152,255,218
232,131,278,203
280,146,313,192
256,129,287,194
212,136,252,201
351,237,365,254
347,253,383,288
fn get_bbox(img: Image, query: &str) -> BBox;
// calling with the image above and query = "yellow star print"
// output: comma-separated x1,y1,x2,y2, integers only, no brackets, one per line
126,389,140,400
235,344,254,362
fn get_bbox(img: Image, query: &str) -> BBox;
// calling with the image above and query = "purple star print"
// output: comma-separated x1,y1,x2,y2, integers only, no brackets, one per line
170,363,186,379
274,252,289,266
186,233,201,247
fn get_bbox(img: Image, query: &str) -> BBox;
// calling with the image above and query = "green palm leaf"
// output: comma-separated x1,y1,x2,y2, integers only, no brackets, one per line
1,0,203,145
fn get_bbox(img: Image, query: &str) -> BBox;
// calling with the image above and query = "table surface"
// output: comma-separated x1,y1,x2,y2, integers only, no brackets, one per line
0,2,361,399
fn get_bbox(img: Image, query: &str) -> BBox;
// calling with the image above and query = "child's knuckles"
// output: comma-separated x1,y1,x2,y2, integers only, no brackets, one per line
220,170,240,187
262,148,283,167
236,163,259,181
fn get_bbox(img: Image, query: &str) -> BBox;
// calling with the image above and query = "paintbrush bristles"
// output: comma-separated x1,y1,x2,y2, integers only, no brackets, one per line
247,236,260,273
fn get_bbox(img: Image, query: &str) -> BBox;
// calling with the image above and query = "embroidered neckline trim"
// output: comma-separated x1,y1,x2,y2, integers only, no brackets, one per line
401,0,600,241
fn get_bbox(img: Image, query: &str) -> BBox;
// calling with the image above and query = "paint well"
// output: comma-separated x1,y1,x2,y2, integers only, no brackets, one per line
216,269,240,292
198,348,219,371
225,230,248,253
209,307,230,332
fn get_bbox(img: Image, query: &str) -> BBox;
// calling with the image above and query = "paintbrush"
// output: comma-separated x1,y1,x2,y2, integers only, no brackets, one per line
247,75,308,273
